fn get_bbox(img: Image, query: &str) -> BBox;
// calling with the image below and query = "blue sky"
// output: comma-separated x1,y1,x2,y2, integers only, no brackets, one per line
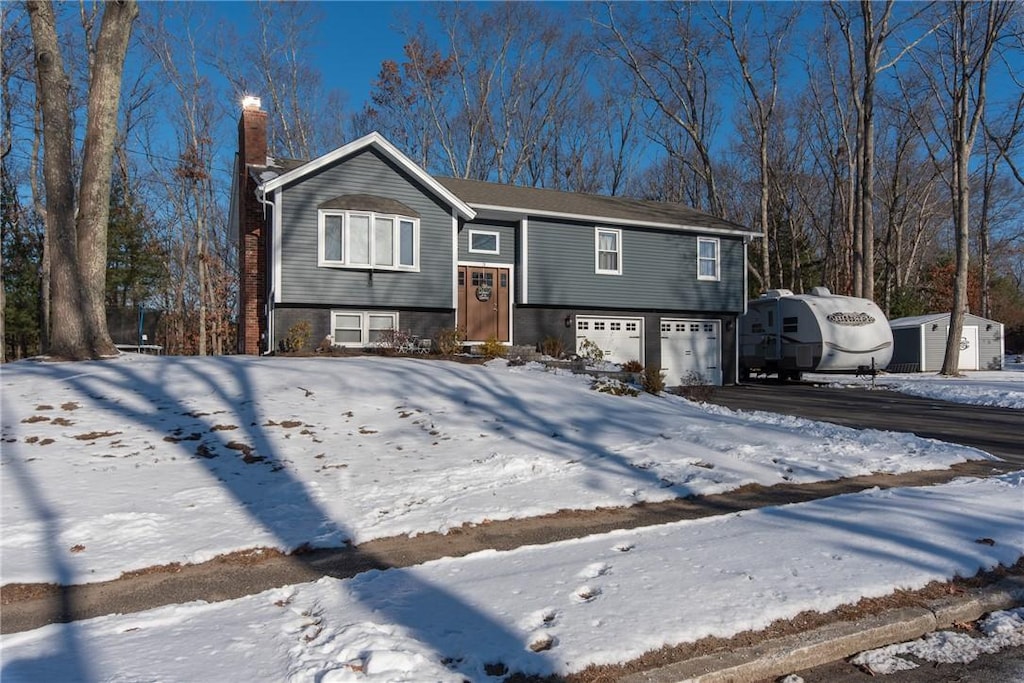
201,1,439,111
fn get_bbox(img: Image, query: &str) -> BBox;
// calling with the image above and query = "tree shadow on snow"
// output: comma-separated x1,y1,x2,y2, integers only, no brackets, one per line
0,356,540,681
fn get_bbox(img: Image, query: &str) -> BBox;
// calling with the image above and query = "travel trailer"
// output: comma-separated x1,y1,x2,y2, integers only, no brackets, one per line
738,287,893,380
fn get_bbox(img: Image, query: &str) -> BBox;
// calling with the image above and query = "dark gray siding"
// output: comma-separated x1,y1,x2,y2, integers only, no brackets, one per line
276,148,454,308
889,328,921,371
458,219,517,264
274,306,454,352
526,218,744,312
514,307,740,384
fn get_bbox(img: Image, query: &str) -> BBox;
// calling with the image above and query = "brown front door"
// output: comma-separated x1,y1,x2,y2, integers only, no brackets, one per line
458,266,510,342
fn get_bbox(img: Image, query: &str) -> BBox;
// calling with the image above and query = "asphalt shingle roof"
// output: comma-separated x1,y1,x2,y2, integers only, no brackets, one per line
436,176,756,235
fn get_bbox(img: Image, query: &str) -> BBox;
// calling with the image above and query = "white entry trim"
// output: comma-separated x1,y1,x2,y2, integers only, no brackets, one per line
458,262,515,345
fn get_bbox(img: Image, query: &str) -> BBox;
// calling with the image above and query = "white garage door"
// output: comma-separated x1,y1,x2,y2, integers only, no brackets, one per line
576,316,644,365
661,319,721,386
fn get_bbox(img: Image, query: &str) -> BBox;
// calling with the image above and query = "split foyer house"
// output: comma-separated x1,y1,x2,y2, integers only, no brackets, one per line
231,98,760,385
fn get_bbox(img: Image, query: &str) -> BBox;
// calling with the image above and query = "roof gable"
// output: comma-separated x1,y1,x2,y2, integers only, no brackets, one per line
258,132,476,221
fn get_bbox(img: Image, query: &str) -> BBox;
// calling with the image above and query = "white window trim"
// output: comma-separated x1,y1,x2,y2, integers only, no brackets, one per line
329,311,399,348
318,209,420,272
595,227,622,275
697,236,720,281
468,229,500,255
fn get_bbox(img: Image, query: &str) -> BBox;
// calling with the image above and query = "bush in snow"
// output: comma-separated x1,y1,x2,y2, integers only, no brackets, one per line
281,320,312,353
641,365,666,395
434,327,464,357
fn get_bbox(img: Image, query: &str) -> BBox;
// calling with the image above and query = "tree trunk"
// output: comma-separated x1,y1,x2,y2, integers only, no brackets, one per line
27,0,138,359
27,0,82,358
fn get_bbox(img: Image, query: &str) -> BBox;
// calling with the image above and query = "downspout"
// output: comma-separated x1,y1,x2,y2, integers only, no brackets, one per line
256,185,275,355
739,236,749,384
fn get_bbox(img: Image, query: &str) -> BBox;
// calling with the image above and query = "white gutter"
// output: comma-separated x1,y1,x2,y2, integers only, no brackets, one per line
467,203,761,239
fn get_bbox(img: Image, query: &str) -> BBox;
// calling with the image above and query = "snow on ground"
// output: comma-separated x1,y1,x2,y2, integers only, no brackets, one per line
851,607,1024,675
1,354,1005,586
2,473,1022,682
809,355,1024,409
3,355,1021,680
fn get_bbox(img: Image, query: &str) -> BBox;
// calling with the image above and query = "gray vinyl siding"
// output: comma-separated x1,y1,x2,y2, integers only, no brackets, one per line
458,219,516,264
922,327,947,372
276,148,454,308
526,218,744,312
892,313,1005,371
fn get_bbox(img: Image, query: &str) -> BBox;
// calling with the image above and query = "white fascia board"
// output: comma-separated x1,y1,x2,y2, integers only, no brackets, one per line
520,217,529,304
466,203,760,238
258,132,476,221
273,191,282,304
451,214,459,312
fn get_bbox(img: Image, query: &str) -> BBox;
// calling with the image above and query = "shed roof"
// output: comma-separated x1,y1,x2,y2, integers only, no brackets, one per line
889,312,1003,329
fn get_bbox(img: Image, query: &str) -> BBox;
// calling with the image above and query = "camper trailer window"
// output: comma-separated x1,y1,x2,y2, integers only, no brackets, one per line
783,317,799,333
767,312,774,327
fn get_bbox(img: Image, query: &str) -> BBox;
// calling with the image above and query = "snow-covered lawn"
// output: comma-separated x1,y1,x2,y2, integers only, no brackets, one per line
2,354,1021,681
2,474,1021,681
1,354,1004,586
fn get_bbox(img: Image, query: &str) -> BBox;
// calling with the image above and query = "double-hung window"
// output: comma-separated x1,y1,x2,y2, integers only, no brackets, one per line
330,311,399,347
697,237,720,281
319,210,418,271
595,228,622,275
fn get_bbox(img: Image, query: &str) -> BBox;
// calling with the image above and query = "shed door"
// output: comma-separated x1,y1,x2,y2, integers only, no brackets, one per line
576,316,643,365
948,325,979,370
661,319,722,386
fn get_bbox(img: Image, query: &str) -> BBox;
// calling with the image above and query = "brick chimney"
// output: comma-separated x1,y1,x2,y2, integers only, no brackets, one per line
237,96,268,355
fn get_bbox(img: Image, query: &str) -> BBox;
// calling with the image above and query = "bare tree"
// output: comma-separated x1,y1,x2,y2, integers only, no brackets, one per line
26,0,138,359
592,1,724,215
901,1,1016,375
828,1,938,301
711,2,797,291
143,4,228,355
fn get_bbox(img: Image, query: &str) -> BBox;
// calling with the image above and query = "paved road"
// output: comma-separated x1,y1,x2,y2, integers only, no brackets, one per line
705,383,1024,466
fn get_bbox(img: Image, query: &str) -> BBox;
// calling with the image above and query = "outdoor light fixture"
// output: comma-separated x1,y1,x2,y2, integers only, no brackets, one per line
932,324,938,331
564,315,572,328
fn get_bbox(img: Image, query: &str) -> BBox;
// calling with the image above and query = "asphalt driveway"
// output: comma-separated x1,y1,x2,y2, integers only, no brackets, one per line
705,383,1023,466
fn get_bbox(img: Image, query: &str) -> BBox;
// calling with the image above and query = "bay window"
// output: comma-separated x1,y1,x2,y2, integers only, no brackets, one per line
319,210,418,271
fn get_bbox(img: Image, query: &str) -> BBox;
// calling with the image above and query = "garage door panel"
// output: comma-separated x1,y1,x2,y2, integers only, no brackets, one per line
576,316,643,365
661,319,721,386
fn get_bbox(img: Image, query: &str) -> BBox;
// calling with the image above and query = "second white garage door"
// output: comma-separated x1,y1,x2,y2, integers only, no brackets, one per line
661,318,721,386
576,316,644,365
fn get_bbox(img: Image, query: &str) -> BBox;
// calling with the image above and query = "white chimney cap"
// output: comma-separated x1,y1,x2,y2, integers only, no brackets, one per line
242,95,262,110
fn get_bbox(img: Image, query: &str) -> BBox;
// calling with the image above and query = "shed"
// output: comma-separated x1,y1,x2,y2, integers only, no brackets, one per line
888,312,1004,372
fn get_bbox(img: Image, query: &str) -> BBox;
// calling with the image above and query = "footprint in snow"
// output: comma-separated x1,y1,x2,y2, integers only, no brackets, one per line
573,585,602,603
612,542,634,553
577,562,610,580
524,608,558,630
